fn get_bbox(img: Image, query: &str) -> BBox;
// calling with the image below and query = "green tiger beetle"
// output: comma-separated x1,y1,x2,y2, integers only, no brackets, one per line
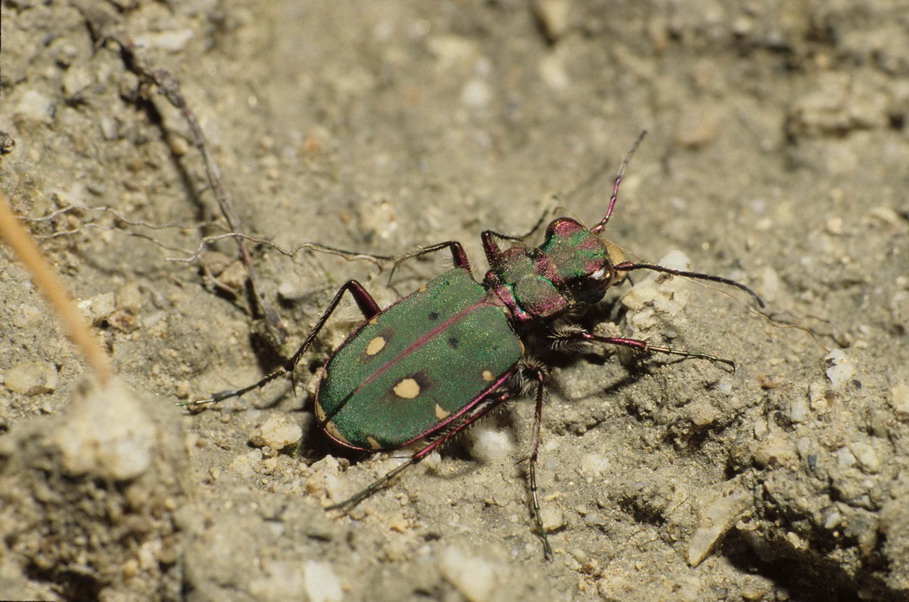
184,133,764,559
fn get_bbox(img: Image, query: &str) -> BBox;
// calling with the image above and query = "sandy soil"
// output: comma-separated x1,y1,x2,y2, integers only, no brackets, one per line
1,1,908,600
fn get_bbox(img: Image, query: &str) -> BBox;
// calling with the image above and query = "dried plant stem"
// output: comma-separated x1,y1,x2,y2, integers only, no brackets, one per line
0,194,113,384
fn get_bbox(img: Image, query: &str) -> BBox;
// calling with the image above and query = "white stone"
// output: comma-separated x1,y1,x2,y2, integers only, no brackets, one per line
3,360,57,395
62,65,94,98
78,292,116,324
848,440,881,473
250,414,302,450
467,423,514,463
579,452,609,478
824,349,854,388
15,89,53,124
687,480,751,566
540,505,565,532
249,560,305,601
52,378,154,481
438,546,499,602
303,560,343,602
788,397,809,423
889,383,909,417
461,79,492,108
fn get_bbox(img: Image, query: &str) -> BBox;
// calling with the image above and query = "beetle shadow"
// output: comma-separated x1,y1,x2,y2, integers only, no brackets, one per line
721,528,902,602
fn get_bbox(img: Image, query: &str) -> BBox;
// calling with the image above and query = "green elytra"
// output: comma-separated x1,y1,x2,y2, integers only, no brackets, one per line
184,134,764,559
315,268,522,451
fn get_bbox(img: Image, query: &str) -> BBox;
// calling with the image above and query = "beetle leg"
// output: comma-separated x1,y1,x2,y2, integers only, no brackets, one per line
181,280,381,406
325,391,510,510
525,367,554,560
480,194,560,265
386,241,472,286
392,240,471,270
480,229,517,264
578,332,737,371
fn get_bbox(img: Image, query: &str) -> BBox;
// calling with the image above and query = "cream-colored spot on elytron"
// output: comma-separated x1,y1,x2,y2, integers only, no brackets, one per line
435,404,451,420
365,336,386,356
482,370,494,382
366,436,382,450
393,377,421,399
324,421,353,446
369,316,379,325
418,285,428,293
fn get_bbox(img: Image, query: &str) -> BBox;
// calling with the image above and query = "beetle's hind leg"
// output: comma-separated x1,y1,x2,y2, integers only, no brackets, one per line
325,392,510,509
181,280,382,407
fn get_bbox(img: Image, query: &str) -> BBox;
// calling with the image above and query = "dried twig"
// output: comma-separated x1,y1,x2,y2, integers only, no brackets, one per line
78,6,286,346
0,193,113,383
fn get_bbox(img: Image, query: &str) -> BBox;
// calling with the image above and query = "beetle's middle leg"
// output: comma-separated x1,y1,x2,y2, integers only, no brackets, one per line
523,366,554,560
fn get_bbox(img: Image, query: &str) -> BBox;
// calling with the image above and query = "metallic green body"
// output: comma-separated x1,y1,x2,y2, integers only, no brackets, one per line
315,268,522,451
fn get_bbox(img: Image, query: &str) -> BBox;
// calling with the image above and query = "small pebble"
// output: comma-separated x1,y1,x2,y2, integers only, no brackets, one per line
755,266,783,303
539,52,570,91
836,447,856,469
438,546,499,602
422,450,442,473
674,105,720,148
62,65,94,98
824,349,854,389
688,400,719,427
848,441,880,473
461,78,492,108
753,433,797,467
249,414,302,450
303,560,343,602
621,250,692,322
277,279,307,302
51,378,154,481
824,510,842,529
198,251,232,276
788,397,809,424
467,423,514,463
15,89,54,124
78,292,116,325
889,383,909,417
540,505,565,532
133,29,194,52
228,450,262,478
4,360,58,395
579,453,609,478
687,482,750,566
218,261,249,292
807,382,829,413
249,560,305,601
